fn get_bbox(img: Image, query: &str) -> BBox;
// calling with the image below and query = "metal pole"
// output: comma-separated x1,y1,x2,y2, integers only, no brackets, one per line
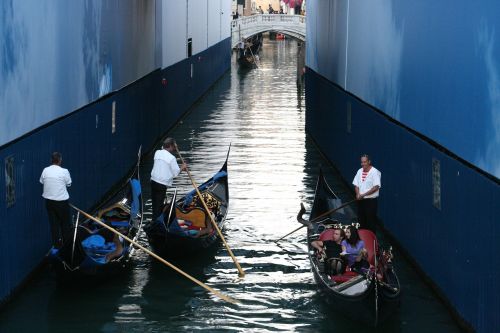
71,211,80,265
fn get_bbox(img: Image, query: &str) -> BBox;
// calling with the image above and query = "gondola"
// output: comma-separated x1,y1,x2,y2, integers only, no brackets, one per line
248,33,263,55
145,148,229,257
237,38,259,69
297,170,400,326
48,148,143,278
237,52,258,69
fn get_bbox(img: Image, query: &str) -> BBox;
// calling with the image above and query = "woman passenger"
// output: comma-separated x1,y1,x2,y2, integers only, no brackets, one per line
341,226,369,273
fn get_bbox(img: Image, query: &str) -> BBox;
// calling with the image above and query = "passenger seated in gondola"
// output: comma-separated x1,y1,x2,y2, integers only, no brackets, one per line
311,228,345,275
341,226,369,273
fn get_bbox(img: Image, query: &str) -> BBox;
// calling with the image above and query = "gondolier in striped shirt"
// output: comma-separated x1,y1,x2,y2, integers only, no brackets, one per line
150,138,187,222
352,154,381,233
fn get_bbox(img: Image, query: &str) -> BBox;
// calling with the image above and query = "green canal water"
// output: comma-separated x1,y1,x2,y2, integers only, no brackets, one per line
0,38,464,333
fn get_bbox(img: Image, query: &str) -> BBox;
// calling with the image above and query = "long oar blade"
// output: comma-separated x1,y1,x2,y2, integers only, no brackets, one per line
175,146,245,278
69,204,239,304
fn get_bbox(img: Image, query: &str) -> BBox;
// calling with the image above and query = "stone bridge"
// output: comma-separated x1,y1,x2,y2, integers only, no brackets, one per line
231,14,306,47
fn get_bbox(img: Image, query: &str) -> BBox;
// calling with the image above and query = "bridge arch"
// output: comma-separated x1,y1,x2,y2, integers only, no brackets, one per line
231,14,306,48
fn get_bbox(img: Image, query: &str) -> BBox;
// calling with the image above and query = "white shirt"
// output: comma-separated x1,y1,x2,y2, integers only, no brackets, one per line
352,167,381,199
150,149,180,186
40,165,72,201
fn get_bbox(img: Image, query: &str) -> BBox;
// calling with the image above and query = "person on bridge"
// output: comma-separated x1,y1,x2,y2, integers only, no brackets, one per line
268,4,274,14
295,1,301,15
258,6,264,14
150,138,187,222
352,154,381,233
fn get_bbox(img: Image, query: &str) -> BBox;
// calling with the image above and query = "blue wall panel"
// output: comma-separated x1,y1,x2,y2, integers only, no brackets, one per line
0,37,231,305
306,69,500,333
158,38,231,133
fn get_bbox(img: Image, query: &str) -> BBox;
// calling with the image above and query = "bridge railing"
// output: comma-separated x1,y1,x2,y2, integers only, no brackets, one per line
231,14,305,29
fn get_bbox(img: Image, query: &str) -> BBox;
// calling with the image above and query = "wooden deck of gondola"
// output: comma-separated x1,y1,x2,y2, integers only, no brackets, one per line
333,275,366,292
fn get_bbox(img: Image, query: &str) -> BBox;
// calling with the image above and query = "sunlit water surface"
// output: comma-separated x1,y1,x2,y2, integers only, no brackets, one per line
0,38,463,333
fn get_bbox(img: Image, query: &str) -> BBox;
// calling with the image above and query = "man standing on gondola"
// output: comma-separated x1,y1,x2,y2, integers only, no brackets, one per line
150,138,187,222
353,154,381,233
40,152,72,248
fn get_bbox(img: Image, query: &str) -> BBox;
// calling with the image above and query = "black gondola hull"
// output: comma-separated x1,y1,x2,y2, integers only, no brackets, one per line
145,148,230,258
147,220,225,257
237,56,256,69
47,150,144,279
304,169,401,326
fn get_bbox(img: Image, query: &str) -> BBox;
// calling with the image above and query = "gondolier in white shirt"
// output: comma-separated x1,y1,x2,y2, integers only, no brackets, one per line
40,152,72,248
352,154,381,233
150,138,187,221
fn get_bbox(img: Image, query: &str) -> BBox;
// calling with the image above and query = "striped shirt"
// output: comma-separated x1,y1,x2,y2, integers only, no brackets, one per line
352,167,381,198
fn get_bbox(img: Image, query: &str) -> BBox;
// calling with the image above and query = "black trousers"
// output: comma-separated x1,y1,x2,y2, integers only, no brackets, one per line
45,199,71,247
357,198,378,233
151,180,168,222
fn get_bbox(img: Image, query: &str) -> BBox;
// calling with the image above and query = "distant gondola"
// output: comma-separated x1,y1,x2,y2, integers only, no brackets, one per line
237,52,258,69
145,148,229,257
297,170,400,326
249,33,263,55
48,149,143,278
237,36,260,70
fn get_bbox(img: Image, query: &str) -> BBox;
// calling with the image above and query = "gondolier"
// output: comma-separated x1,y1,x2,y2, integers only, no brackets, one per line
353,154,381,233
40,152,72,248
150,138,187,221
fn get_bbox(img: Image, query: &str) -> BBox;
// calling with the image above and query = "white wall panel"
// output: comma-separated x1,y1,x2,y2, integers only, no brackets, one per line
207,0,221,47
161,0,187,67
221,0,232,39
188,0,208,55
305,0,318,72
306,0,347,89
0,0,157,145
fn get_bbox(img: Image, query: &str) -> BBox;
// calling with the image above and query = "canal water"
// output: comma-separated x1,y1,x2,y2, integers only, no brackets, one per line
0,38,463,333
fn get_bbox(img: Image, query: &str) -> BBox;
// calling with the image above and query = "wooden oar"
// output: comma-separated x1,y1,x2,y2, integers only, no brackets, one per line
274,199,357,243
69,204,238,304
175,146,245,278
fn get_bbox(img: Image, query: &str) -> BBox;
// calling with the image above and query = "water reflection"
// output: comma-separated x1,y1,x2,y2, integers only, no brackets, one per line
0,38,463,333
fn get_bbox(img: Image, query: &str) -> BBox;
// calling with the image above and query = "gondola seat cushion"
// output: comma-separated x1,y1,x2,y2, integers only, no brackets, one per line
168,218,200,237
110,220,129,228
82,235,105,248
331,271,358,283
319,229,334,241
130,178,141,217
81,235,117,255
